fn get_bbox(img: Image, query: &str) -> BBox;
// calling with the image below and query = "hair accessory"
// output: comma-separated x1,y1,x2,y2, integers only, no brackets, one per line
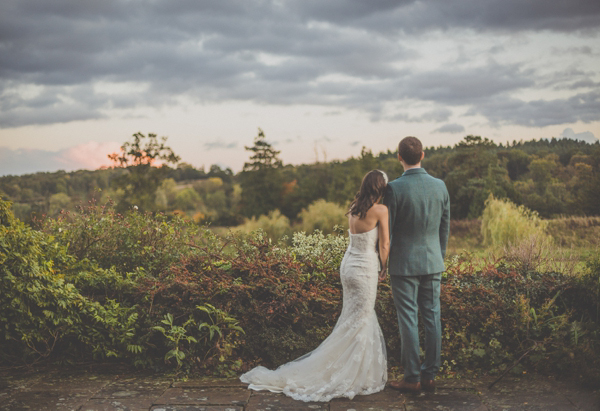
377,169,388,184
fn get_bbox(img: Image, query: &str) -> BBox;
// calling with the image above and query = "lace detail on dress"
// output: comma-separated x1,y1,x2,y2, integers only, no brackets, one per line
240,226,387,402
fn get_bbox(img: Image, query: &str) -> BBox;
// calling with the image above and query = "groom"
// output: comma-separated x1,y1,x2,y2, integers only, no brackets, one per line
382,136,450,392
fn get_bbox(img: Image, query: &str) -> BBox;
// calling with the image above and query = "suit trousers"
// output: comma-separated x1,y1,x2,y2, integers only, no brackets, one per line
390,273,441,383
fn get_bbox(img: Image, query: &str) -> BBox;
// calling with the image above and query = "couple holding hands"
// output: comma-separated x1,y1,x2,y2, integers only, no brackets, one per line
241,136,450,401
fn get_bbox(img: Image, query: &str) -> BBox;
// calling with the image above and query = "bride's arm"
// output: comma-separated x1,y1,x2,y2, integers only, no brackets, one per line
377,205,390,281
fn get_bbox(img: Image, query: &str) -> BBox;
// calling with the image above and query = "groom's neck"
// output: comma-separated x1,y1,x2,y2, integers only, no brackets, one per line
402,162,421,171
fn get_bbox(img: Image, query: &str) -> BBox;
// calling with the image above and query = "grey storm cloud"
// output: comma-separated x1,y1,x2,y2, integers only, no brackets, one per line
434,123,466,134
312,0,600,34
203,140,238,151
403,63,535,104
1,0,599,129
391,108,452,123
468,91,600,127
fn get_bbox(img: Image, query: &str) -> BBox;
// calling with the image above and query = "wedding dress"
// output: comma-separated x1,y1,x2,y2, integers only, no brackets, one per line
240,225,387,402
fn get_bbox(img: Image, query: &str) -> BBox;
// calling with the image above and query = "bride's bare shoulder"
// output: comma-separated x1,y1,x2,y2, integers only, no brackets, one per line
369,203,388,216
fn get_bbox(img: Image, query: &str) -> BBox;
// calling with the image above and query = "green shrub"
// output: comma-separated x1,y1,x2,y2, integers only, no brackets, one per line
1,196,599,386
40,199,204,277
481,196,550,249
0,198,138,365
1,199,84,363
150,305,243,373
1,197,242,372
9,202,32,222
297,199,348,235
580,254,600,324
174,187,203,211
433,254,600,384
137,229,342,369
289,228,348,279
48,193,71,217
237,209,292,241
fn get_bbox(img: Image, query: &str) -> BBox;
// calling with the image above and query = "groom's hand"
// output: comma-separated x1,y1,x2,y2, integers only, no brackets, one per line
378,268,387,282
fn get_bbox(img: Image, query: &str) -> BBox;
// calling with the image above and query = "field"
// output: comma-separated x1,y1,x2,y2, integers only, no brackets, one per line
448,216,600,270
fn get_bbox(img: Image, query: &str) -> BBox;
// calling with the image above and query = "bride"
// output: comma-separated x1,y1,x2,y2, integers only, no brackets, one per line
240,170,390,402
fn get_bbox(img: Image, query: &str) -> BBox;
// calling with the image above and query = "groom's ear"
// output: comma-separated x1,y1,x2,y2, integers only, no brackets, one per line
397,153,402,162
421,151,425,161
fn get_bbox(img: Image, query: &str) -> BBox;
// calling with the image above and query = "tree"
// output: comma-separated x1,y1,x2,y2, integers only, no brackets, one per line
444,136,502,218
499,149,530,180
240,129,284,218
108,132,180,212
242,129,282,171
456,135,497,150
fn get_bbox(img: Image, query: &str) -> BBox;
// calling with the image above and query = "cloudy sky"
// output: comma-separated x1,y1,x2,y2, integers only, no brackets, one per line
1,0,599,176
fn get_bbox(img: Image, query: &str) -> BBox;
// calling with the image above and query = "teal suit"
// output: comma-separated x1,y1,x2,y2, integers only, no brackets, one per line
383,168,450,383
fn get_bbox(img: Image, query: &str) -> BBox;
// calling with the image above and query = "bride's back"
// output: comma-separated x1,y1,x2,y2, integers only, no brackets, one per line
348,203,386,234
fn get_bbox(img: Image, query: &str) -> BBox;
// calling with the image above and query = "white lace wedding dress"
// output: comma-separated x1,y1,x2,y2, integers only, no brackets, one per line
240,226,387,402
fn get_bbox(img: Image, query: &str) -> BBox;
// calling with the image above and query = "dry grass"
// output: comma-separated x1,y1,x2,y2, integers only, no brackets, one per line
447,219,484,255
450,219,482,238
547,216,600,248
503,232,580,275
448,217,598,275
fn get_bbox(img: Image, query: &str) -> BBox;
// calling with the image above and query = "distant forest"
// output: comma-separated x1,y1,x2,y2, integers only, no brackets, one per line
1,133,599,225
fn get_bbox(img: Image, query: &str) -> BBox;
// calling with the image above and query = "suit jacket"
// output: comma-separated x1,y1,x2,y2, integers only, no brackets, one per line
383,168,450,276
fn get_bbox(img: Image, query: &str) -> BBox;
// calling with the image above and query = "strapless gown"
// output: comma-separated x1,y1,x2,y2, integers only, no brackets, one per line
240,226,387,402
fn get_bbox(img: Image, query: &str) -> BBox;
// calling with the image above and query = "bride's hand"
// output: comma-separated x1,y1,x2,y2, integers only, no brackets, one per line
378,268,387,282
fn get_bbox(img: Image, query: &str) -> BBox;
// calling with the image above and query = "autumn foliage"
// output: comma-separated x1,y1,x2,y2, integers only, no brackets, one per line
1,197,599,387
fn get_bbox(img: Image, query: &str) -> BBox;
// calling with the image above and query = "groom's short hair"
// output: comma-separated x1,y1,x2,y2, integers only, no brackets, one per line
398,136,423,165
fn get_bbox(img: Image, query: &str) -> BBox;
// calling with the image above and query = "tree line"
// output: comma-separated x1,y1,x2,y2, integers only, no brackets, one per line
1,131,599,225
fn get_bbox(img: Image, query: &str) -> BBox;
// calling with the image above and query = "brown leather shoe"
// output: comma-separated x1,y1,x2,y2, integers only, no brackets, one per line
389,380,421,392
421,379,436,392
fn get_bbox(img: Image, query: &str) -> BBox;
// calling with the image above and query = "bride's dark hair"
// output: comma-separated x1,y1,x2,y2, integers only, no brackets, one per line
347,170,388,219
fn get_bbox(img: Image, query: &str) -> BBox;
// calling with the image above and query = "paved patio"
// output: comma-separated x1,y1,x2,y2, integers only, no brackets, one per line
0,367,598,411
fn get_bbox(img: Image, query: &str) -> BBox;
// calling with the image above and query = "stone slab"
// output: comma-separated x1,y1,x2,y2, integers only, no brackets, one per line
330,388,405,404
0,390,91,411
479,394,578,410
112,376,174,386
246,391,328,411
80,398,154,411
482,405,578,411
436,378,478,390
150,407,243,411
563,390,600,411
85,365,143,376
477,375,588,410
0,384,21,403
93,377,171,400
1,369,598,411
0,372,45,400
155,388,250,406
28,374,113,394
482,375,561,393
404,390,487,411
329,388,406,410
330,402,406,411
171,379,246,389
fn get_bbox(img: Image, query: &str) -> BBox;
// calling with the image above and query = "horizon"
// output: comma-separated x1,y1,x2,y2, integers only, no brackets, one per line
1,133,597,179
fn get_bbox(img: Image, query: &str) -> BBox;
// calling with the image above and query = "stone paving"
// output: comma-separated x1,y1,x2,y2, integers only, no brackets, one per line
0,367,598,411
